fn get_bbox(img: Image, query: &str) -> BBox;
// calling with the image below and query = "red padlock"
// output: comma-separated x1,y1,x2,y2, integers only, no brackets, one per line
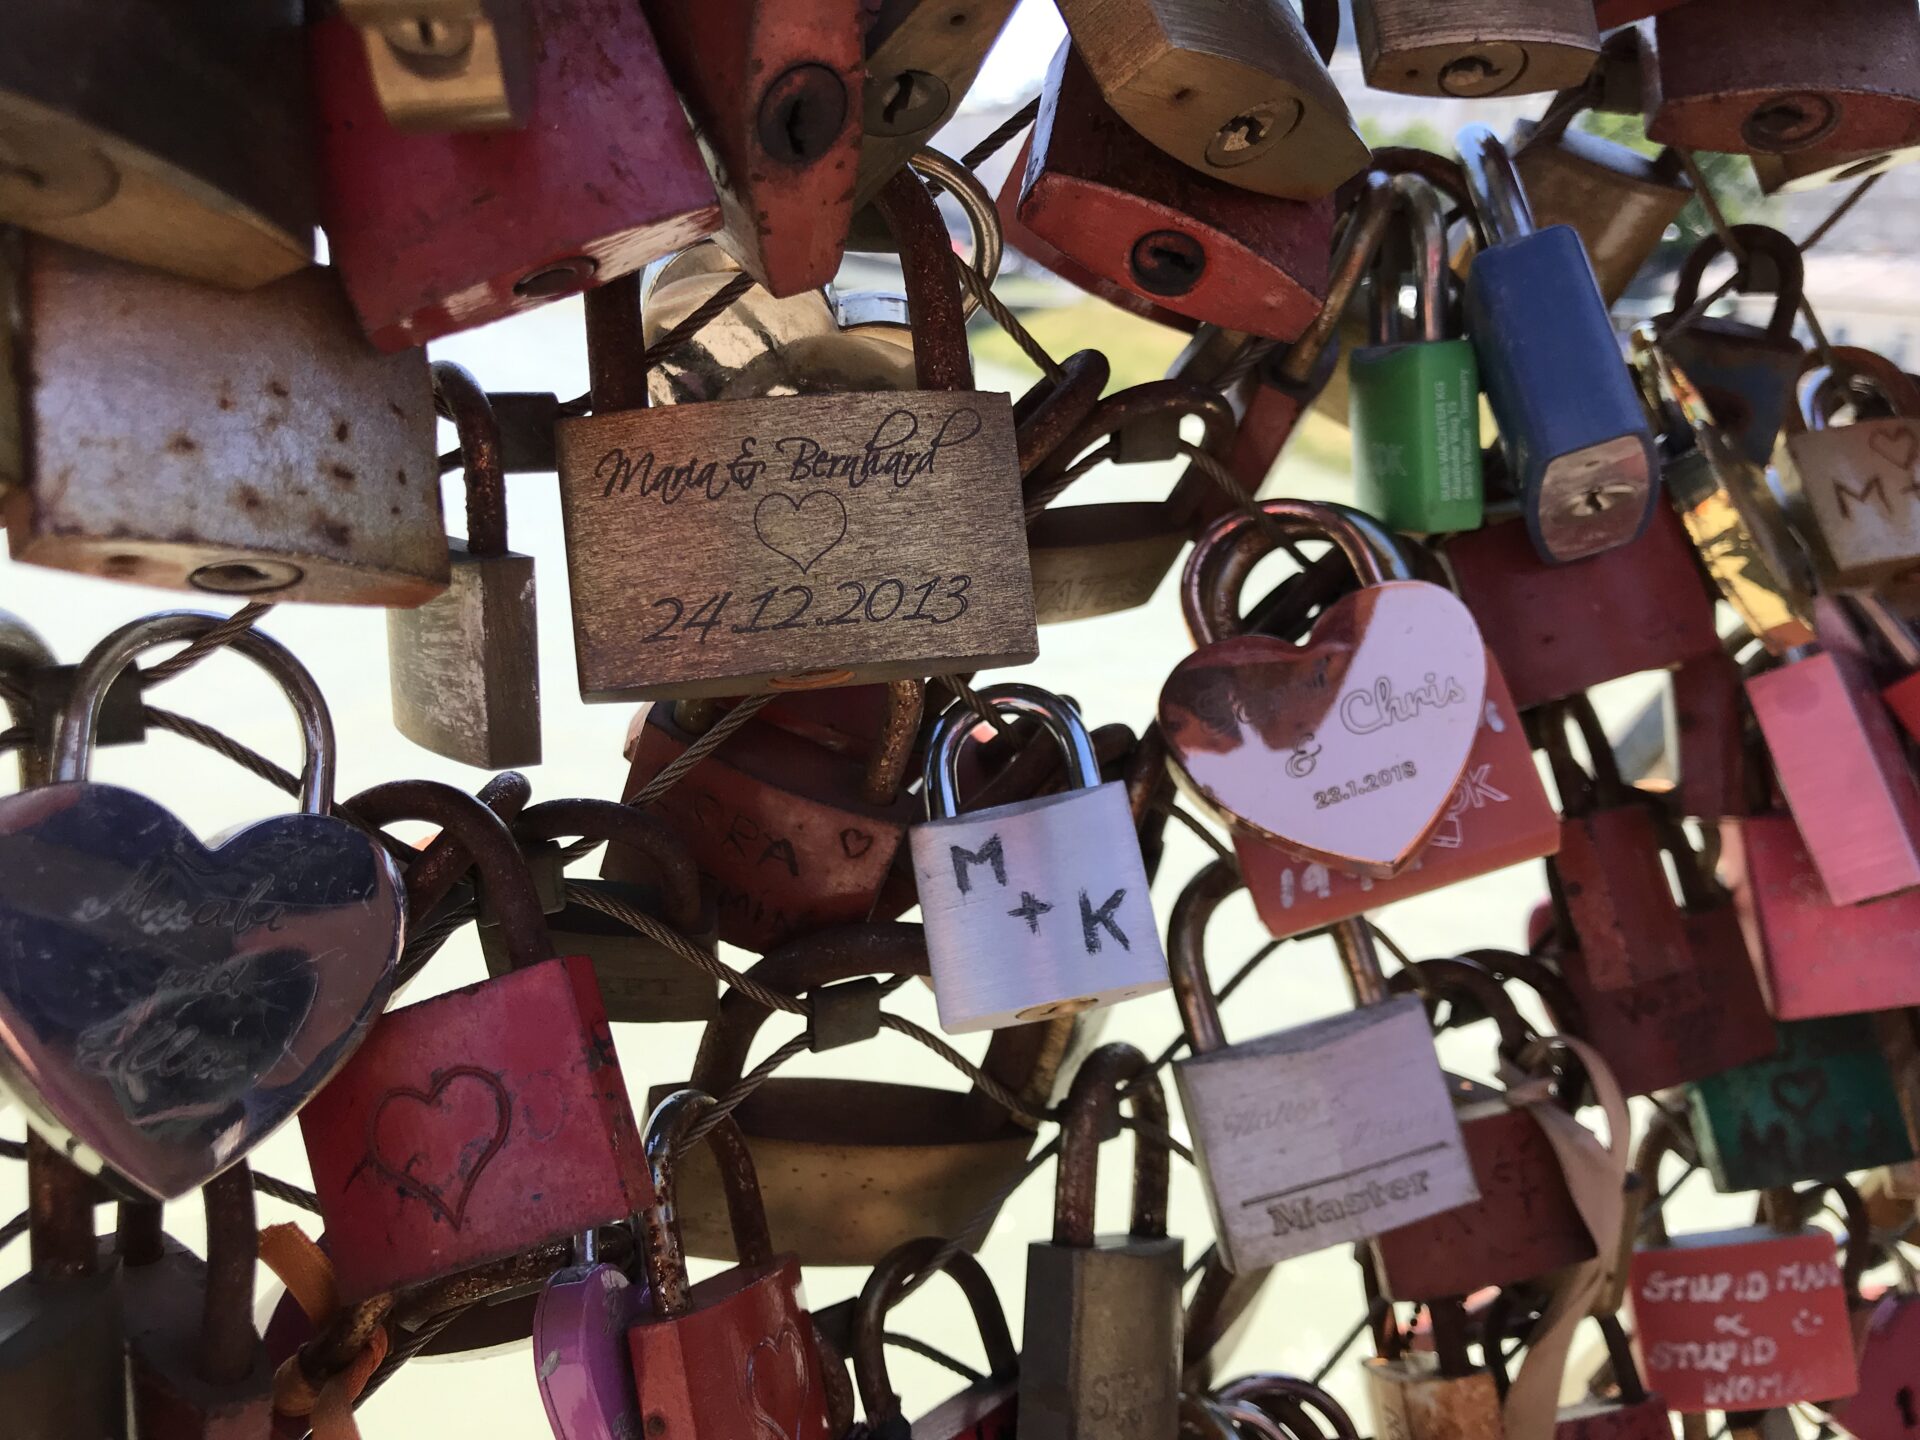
311,0,720,349
627,1089,834,1440
1845,593,1920,749
1828,1284,1920,1440
1667,646,1755,822
606,681,922,952
1444,507,1721,711
300,782,652,1302
1013,42,1332,342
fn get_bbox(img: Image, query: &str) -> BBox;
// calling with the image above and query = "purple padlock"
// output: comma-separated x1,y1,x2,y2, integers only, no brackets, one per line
534,1234,648,1440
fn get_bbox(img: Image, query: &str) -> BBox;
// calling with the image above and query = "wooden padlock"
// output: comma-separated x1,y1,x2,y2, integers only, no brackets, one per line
1364,1298,1505,1440
1781,347,1920,590
1014,42,1334,342
1170,863,1477,1272
337,0,533,131
0,0,313,289
387,362,540,768
1051,0,1367,200
2,240,444,605
1645,0,1920,156
556,169,1036,701
311,0,719,350
1352,0,1600,98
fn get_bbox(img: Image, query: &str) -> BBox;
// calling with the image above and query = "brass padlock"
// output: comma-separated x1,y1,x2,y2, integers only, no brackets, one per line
1750,141,1920,194
1352,0,1600,98
387,362,540,768
1364,1297,1504,1440
338,0,534,131
2,239,446,605
1051,0,1368,201
0,0,313,289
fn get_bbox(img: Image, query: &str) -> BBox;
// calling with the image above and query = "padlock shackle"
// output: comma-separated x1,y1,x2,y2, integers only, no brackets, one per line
851,1235,1017,1426
512,798,704,933
1280,172,1397,386
864,680,925,806
55,611,335,814
641,1089,775,1319
1782,1178,1872,1301
1388,956,1533,1061
1399,175,1448,345
1849,593,1920,669
431,361,509,558
922,683,1100,820
1211,1399,1300,1440
1053,1042,1170,1248
1218,1375,1361,1440
1022,379,1237,519
1789,344,1920,433
1182,501,1414,647
1456,125,1535,248
26,1134,99,1280
1669,225,1805,345
903,146,1005,319
350,779,555,964
872,166,972,393
399,771,534,924
1013,349,1110,479
1595,1312,1651,1407
199,1163,261,1387
1183,1245,1271,1386
1632,1109,1695,1248
1650,807,1722,914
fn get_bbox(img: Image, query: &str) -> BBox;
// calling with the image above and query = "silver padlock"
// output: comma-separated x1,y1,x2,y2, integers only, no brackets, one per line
909,684,1168,1034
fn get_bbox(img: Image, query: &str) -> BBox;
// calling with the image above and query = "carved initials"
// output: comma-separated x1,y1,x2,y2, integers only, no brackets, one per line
1079,889,1130,953
949,835,1006,894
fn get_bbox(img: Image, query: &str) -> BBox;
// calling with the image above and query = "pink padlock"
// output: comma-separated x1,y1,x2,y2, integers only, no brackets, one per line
1828,1288,1920,1440
534,1236,648,1440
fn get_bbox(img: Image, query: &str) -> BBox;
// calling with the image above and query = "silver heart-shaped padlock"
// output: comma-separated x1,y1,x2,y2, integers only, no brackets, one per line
0,611,404,1198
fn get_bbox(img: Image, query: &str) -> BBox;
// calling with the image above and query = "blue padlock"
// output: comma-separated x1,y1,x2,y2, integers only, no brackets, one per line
1458,124,1658,565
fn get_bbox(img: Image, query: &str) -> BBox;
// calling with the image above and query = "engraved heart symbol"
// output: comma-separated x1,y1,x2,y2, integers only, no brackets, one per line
1770,1067,1829,1118
1871,423,1920,472
368,1065,512,1231
1158,582,1486,877
746,1322,814,1440
0,783,401,1198
754,490,847,575
839,828,874,860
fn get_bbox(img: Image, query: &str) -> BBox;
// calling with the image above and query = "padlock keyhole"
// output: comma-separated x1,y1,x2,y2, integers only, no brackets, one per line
1897,1384,1916,1429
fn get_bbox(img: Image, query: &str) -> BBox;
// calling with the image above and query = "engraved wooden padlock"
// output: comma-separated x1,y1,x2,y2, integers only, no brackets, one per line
387,362,540,769
556,167,1036,701
1352,0,1600,98
337,0,533,131
910,684,1169,1034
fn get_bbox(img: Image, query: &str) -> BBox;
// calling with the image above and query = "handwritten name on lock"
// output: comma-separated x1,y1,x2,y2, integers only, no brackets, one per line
556,394,1037,700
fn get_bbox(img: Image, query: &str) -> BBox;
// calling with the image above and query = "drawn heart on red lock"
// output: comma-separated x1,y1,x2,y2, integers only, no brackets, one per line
1158,582,1486,877
745,1322,815,1440
368,1064,512,1231
754,490,847,575
1870,423,1920,472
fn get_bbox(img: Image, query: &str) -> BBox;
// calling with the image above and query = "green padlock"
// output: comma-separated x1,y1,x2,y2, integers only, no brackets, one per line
1688,1015,1915,1193
1350,172,1483,536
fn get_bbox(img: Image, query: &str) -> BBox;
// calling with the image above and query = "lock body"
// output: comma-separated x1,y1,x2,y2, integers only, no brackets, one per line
1364,1355,1503,1440
0,1264,125,1440
2,242,445,606
340,0,533,132
1175,995,1477,1271
533,1263,644,1440
1351,338,1483,534
388,542,540,768
1687,1015,1915,1191
1662,327,1803,473
0,0,313,290
1018,1238,1183,1440
1668,650,1752,821
1827,1293,1920,1440
312,0,719,350
1787,416,1920,588
300,956,654,1302
1554,803,1690,990
122,1236,273,1440
1352,0,1600,98
1028,505,1192,624
1513,125,1689,306
1555,1396,1673,1440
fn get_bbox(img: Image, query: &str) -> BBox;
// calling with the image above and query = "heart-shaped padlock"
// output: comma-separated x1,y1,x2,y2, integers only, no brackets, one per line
1159,501,1486,877
0,612,403,1198
535,1231,650,1440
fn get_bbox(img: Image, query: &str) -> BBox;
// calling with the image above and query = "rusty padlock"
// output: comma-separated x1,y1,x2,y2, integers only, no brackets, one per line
337,0,533,132
1363,1295,1505,1440
1352,0,1600,98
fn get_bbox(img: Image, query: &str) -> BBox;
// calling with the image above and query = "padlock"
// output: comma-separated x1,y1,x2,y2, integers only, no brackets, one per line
310,0,719,350
910,684,1169,1033
1213,1374,1363,1440
1666,647,1755,822
532,1229,648,1440
1750,140,1920,195
1780,347,1920,590
1594,0,1688,25
1171,862,1477,1272
337,0,533,131
1051,0,1367,201
1827,1266,1920,1440
0,1139,124,1439
1161,500,1488,878
1629,1121,1862,1412
299,780,651,1302
652,925,1048,1265
628,1089,833,1440
1350,173,1484,536
1014,42,1334,341
1743,597,1920,906
1688,1014,1914,1195
850,1235,1018,1440
1370,958,1596,1302
1364,1297,1505,1440
1551,1314,1670,1440
494,798,719,1024
1657,226,1807,468
606,680,921,951
557,168,1035,702
387,362,540,769
1852,594,1920,747
1022,380,1235,624
1458,125,1658,564
0,612,403,1199
636,0,861,297
0,1,312,289
1644,0,1920,156
1,240,444,604
1352,0,1599,97
1019,1043,1182,1440
1443,506,1722,710
118,1169,272,1439
1537,695,1691,992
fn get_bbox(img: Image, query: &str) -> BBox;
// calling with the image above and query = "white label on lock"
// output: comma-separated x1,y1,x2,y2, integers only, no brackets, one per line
1174,996,1478,1272
910,782,1169,1034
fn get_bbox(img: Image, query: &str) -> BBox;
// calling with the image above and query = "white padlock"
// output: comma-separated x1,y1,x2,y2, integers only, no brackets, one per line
909,683,1169,1034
